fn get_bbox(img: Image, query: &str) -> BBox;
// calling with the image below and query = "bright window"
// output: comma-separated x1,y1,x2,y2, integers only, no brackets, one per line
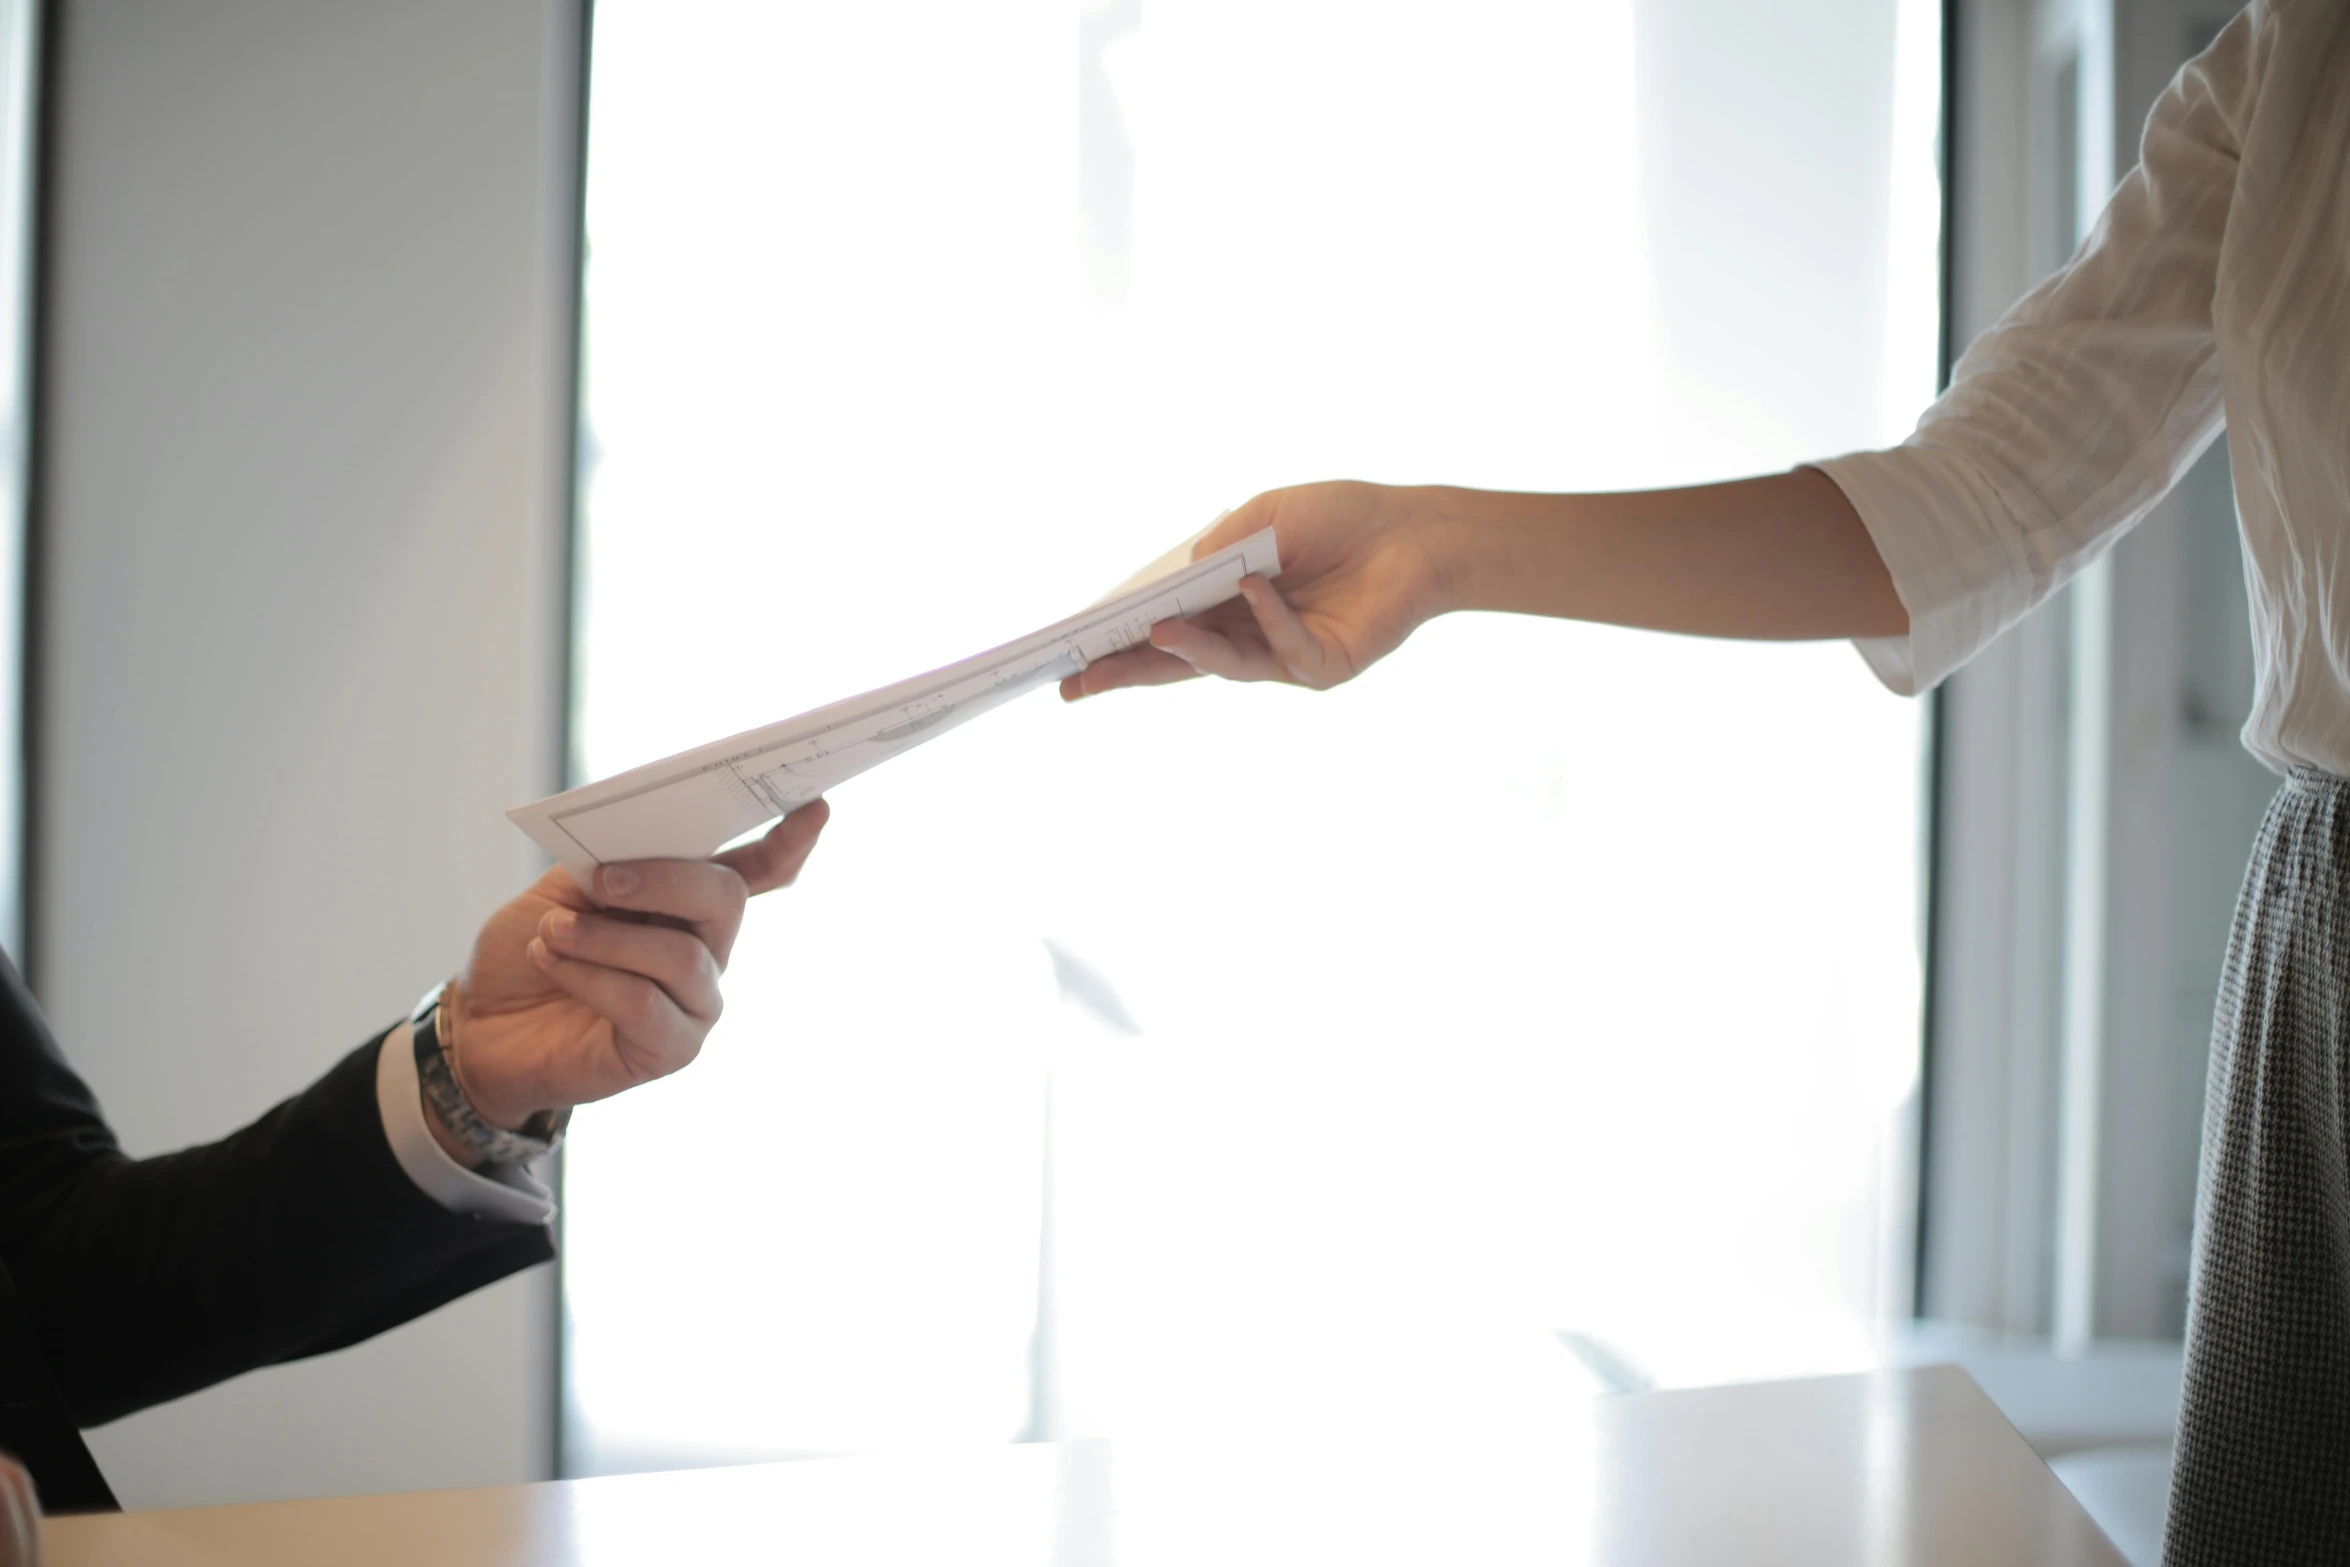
564,0,1940,1475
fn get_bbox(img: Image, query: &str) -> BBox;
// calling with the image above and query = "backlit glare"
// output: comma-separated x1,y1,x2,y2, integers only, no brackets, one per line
564,0,1940,1477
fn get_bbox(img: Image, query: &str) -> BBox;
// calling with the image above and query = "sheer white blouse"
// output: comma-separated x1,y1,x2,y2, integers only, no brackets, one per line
1815,0,2350,776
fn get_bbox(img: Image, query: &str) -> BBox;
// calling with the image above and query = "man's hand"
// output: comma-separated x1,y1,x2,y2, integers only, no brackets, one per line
426,800,831,1153
1060,481,1455,701
0,1454,37,1566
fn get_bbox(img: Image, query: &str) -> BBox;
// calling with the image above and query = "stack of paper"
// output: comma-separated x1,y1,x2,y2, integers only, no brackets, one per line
508,528,1279,884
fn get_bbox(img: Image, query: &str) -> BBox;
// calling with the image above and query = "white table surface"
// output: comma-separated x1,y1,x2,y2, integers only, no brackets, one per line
45,1365,2127,1566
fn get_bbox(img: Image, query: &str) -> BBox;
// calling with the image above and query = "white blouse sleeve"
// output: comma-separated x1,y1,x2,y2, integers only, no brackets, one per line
1810,2,2262,695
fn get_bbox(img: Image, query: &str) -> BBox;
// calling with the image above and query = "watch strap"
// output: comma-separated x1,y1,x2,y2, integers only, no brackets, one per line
411,988,568,1167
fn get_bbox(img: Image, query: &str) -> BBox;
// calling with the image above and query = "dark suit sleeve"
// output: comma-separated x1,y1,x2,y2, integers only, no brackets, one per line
0,958,553,1427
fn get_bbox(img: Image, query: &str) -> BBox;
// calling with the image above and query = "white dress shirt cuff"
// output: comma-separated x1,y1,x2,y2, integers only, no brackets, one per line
1810,447,2040,697
375,1022,557,1225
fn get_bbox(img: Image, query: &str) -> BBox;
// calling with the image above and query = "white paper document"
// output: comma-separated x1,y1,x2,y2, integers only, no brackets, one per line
509,527,1280,884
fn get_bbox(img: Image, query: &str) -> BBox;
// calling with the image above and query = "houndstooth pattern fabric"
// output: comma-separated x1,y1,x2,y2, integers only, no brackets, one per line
2164,769,2350,1565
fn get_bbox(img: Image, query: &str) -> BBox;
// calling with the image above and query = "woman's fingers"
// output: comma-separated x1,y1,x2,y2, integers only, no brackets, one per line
1190,493,1273,561
1114,577,1335,690
527,939,703,1080
1152,614,1298,683
1060,646,1201,701
1236,575,1331,686
714,799,830,897
539,909,722,1021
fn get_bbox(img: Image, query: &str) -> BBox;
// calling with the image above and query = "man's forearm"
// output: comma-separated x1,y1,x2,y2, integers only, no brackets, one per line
25,1039,552,1426
1413,468,1909,642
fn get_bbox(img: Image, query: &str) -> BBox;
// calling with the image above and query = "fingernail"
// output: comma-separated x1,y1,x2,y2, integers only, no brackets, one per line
528,936,553,967
545,909,577,942
600,864,639,898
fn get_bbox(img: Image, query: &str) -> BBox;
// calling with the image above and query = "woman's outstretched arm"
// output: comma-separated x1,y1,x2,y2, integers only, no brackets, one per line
1068,0,2257,708
1061,468,1904,700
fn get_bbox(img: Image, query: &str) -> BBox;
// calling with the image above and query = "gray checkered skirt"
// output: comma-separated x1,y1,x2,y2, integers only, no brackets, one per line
2165,768,2350,1565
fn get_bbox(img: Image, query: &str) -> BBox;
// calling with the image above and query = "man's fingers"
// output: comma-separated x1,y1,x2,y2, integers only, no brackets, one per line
0,1452,41,1567
1061,646,1201,701
591,856,748,948
1237,576,1329,686
526,940,700,1081
576,800,822,978
539,909,722,1021
715,799,830,897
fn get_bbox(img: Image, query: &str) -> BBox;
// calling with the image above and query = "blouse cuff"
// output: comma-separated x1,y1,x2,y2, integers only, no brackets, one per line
1808,447,2038,696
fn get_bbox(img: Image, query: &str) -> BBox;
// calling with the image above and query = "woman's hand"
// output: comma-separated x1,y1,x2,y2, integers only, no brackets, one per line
1059,471,1905,707
1060,482,1455,700
427,800,831,1153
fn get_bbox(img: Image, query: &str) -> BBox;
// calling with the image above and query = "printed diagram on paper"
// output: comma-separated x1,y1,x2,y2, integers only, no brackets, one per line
508,528,1279,884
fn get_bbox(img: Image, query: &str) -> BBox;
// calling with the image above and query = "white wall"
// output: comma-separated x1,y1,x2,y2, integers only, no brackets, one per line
33,0,581,1508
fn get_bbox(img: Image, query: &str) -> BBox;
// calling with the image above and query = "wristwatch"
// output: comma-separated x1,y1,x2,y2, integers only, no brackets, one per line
411,984,569,1166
